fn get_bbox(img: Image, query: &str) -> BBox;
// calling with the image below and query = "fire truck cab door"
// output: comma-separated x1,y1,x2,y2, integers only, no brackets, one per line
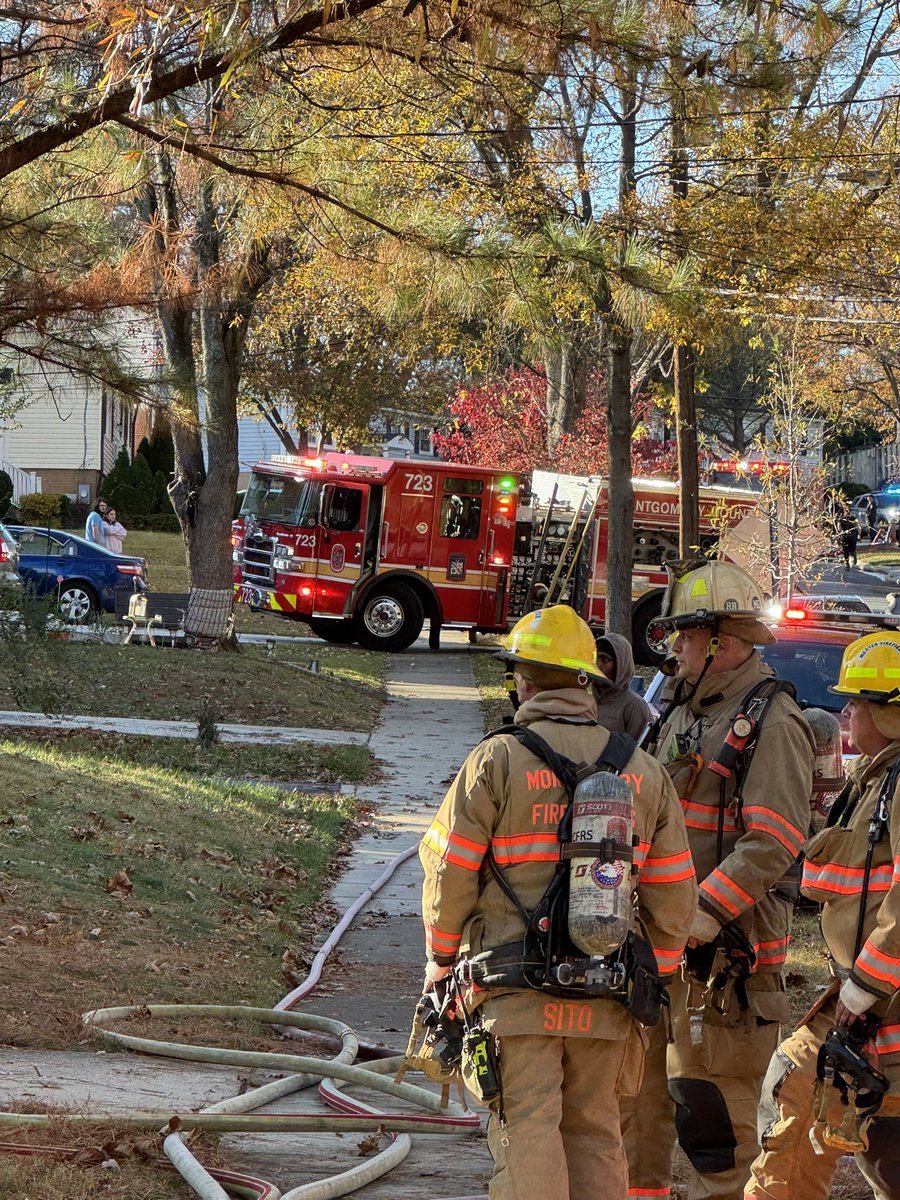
315,482,370,616
430,473,492,625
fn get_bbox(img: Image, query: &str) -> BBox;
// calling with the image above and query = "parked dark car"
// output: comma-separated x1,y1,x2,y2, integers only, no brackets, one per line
7,525,147,621
850,489,900,537
0,521,20,588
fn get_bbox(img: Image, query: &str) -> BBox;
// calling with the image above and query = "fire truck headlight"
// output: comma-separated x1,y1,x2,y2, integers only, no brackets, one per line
232,550,243,564
274,557,290,571
276,543,292,556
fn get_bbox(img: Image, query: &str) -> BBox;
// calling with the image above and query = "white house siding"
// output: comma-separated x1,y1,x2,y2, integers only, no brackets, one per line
236,415,298,481
4,371,103,472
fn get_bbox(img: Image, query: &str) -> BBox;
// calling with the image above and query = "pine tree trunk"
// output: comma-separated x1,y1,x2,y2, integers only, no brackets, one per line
674,344,700,554
153,166,270,646
605,328,634,637
544,326,589,457
604,67,638,639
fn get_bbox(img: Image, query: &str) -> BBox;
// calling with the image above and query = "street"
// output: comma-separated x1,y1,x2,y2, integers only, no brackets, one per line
805,560,900,613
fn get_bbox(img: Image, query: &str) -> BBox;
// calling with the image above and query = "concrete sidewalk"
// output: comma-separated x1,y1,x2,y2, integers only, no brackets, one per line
0,709,368,746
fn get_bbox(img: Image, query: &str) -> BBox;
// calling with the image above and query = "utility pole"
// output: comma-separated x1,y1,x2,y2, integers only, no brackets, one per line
670,55,700,555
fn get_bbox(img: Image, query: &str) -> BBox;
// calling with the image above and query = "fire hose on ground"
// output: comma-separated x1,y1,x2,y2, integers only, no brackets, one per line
0,846,485,1200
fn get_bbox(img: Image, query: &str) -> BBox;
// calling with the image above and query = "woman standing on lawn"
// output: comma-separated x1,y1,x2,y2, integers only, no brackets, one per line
103,508,127,554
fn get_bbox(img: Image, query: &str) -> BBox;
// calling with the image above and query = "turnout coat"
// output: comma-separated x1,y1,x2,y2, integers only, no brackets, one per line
803,743,900,1074
419,687,697,1040
646,652,815,982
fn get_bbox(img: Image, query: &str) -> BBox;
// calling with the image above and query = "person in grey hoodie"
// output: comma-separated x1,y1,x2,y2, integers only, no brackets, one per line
592,632,654,739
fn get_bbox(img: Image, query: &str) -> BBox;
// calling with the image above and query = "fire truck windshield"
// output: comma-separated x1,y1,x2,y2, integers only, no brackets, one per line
241,473,320,526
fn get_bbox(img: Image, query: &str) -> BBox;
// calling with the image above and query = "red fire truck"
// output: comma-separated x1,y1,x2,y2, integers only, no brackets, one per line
232,453,762,662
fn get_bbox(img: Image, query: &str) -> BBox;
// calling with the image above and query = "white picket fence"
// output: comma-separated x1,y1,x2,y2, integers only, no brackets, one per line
0,459,40,503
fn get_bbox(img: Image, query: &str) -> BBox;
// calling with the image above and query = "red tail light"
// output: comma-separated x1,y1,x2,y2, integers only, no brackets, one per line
784,608,807,621
116,563,144,576
0,543,7,562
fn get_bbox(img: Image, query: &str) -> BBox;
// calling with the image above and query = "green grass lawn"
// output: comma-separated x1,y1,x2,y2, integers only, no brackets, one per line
0,634,385,731
2,728,374,783
858,546,900,570
0,736,357,1048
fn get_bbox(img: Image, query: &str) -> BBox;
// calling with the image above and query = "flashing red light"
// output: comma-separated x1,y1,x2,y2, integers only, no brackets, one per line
712,459,790,476
784,608,808,621
300,586,313,597
492,555,507,565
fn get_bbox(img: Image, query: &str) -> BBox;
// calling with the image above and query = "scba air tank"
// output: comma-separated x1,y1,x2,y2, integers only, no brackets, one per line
567,771,634,956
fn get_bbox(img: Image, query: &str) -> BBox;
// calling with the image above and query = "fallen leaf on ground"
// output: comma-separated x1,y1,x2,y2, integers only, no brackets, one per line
105,869,133,897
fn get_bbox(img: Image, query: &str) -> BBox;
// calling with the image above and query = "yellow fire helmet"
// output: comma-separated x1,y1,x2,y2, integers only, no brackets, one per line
497,605,607,681
830,632,900,739
830,633,900,702
656,558,775,646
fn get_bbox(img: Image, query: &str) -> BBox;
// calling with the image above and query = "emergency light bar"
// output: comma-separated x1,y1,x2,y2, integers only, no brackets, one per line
711,459,791,475
270,454,325,469
778,610,900,630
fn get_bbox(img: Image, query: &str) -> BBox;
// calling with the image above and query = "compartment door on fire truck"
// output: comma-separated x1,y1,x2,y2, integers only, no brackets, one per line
315,482,370,617
431,475,491,626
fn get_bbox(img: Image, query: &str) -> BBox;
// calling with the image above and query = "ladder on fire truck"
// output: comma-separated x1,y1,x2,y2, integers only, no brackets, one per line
541,485,602,609
512,480,601,616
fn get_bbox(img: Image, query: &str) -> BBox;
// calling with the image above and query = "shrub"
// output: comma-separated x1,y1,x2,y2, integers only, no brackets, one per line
147,512,181,533
101,447,172,516
18,493,62,524
0,470,12,517
138,428,175,477
835,481,869,501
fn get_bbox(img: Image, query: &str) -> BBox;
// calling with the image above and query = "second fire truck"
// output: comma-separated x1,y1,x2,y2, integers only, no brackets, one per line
232,452,762,663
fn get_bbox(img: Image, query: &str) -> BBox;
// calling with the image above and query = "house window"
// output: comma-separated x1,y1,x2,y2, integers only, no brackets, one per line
439,477,483,539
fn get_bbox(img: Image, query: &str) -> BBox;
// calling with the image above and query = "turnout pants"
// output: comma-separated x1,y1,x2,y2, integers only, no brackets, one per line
621,973,784,1200
487,1032,633,1200
745,1005,900,1200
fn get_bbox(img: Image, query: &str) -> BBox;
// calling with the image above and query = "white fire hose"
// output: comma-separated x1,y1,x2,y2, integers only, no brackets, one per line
0,845,486,1200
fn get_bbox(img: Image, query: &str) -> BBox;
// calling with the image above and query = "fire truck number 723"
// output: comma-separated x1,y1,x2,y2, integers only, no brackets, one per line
232,453,760,661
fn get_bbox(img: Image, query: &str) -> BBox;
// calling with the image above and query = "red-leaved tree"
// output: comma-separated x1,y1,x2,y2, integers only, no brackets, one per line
433,367,677,476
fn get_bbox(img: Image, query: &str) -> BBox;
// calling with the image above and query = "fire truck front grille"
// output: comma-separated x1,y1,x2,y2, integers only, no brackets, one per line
242,534,276,585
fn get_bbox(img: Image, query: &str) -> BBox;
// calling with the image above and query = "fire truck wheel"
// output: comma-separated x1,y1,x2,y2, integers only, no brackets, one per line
631,595,667,667
307,617,358,645
357,584,425,652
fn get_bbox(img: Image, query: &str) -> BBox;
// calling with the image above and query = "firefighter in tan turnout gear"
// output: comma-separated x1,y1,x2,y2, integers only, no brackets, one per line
746,632,900,1200
621,560,815,1200
419,605,697,1200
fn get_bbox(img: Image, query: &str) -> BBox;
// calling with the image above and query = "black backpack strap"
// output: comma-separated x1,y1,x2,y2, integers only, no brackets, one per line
732,678,795,803
483,723,581,796
852,754,900,961
598,731,636,775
